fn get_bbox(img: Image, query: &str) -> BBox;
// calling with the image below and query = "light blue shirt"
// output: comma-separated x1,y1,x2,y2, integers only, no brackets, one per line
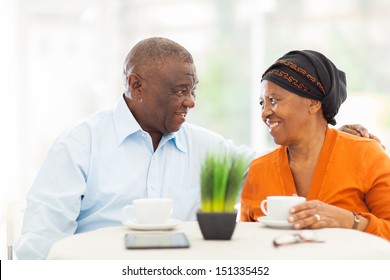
15,96,253,259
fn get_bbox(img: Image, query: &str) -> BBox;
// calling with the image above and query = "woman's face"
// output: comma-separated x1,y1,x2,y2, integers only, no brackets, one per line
260,80,312,146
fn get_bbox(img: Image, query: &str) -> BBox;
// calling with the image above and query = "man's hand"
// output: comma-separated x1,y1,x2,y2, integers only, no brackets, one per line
339,124,385,149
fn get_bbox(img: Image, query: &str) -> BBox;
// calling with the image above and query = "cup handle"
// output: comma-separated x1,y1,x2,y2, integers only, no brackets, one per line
122,205,134,221
260,200,268,216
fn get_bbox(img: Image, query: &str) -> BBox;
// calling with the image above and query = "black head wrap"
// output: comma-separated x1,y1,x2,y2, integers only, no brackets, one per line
261,50,347,125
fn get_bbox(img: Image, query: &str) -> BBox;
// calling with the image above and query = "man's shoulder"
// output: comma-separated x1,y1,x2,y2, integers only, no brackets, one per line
59,108,113,140
179,123,225,140
177,123,248,154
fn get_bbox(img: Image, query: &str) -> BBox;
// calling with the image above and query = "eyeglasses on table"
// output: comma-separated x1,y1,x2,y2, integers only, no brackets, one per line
273,231,325,248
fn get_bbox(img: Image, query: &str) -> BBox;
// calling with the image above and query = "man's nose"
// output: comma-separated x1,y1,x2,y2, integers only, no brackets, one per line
183,94,195,109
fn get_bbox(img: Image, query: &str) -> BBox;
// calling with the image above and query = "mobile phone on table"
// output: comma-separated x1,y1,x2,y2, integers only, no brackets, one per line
125,232,190,249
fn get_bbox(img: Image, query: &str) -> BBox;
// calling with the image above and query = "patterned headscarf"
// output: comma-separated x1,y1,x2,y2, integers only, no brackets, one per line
261,50,347,125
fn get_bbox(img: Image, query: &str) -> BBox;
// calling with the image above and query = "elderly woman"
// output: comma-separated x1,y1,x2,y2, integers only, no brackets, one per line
240,50,390,240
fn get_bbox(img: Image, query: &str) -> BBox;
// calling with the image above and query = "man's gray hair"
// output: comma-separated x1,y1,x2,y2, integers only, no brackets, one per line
123,37,194,96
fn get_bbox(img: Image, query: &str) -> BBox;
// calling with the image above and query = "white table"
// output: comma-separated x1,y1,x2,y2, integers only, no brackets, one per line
47,221,390,260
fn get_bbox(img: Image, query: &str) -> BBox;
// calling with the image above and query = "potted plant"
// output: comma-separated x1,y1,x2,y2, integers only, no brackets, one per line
197,151,250,240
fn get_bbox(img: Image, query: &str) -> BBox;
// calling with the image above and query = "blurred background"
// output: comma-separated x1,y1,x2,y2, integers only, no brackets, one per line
1,0,390,259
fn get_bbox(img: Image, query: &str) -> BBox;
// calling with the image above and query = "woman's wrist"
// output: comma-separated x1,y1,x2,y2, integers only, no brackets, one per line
351,212,360,229
350,212,369,231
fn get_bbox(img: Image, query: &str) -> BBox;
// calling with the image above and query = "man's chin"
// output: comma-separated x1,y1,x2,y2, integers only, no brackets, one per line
167,124,183,133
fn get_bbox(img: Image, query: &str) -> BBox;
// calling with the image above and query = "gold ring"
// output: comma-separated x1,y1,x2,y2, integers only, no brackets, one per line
314,214,321,222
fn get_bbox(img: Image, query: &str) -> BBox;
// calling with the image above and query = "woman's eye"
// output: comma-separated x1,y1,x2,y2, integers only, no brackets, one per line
270,98,277,105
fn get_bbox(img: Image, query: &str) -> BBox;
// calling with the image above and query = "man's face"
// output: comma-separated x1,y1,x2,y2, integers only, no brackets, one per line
136,59,198,135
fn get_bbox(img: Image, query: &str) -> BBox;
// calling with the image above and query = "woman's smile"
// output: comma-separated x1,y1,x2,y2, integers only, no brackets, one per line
266,119,281,135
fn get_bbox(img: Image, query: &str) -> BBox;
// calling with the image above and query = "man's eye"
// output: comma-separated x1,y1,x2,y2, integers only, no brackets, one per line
270,98,277,105
176,89,186,96
259,100,264,108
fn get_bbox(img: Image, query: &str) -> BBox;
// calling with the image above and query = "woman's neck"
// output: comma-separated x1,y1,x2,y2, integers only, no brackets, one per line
287,124,327,165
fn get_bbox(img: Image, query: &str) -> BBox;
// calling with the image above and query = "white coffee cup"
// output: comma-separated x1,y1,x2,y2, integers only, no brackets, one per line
123,198,173,224
260,196,306,221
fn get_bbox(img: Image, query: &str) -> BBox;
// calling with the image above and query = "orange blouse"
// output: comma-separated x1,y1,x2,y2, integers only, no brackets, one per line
240,127,390,240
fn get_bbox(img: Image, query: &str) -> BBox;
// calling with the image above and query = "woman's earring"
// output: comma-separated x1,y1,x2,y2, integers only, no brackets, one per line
138,98,143,103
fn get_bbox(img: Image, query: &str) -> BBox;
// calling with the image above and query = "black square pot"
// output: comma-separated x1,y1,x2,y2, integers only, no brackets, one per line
196,211,237,240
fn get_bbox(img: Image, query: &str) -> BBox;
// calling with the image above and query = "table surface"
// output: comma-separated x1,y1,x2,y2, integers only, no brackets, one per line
47,221,390,260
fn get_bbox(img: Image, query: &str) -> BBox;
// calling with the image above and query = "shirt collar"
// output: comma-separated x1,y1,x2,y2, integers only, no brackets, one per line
112,95,188,153
113,95,142,146
162,131,187,153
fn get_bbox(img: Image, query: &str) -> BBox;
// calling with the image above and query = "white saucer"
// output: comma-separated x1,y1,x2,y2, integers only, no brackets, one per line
123,219,181,231
257,216,293,229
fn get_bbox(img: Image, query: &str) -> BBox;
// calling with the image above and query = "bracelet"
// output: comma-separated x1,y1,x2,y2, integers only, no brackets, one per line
352,212,360,230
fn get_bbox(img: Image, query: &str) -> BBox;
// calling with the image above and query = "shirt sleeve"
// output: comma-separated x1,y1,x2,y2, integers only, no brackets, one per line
240,164,260,222
14,128,90,259
361,141,390,240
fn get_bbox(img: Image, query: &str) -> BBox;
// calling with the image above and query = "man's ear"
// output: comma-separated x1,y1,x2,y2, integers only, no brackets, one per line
309,99,322,114
128,74,143,99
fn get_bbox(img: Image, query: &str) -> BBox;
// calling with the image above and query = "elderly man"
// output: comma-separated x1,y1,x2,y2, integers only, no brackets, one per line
15,38,377,259
14,37,252,259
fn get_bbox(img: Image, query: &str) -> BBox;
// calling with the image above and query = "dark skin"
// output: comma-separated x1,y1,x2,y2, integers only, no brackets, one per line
125,57,381,159
339,124,384,149
126,55,379,229
260,81,370,232
123,56,381,153
124,59,198,151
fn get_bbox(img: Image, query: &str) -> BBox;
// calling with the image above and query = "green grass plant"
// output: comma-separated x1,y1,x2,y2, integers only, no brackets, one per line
200,152,250,212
